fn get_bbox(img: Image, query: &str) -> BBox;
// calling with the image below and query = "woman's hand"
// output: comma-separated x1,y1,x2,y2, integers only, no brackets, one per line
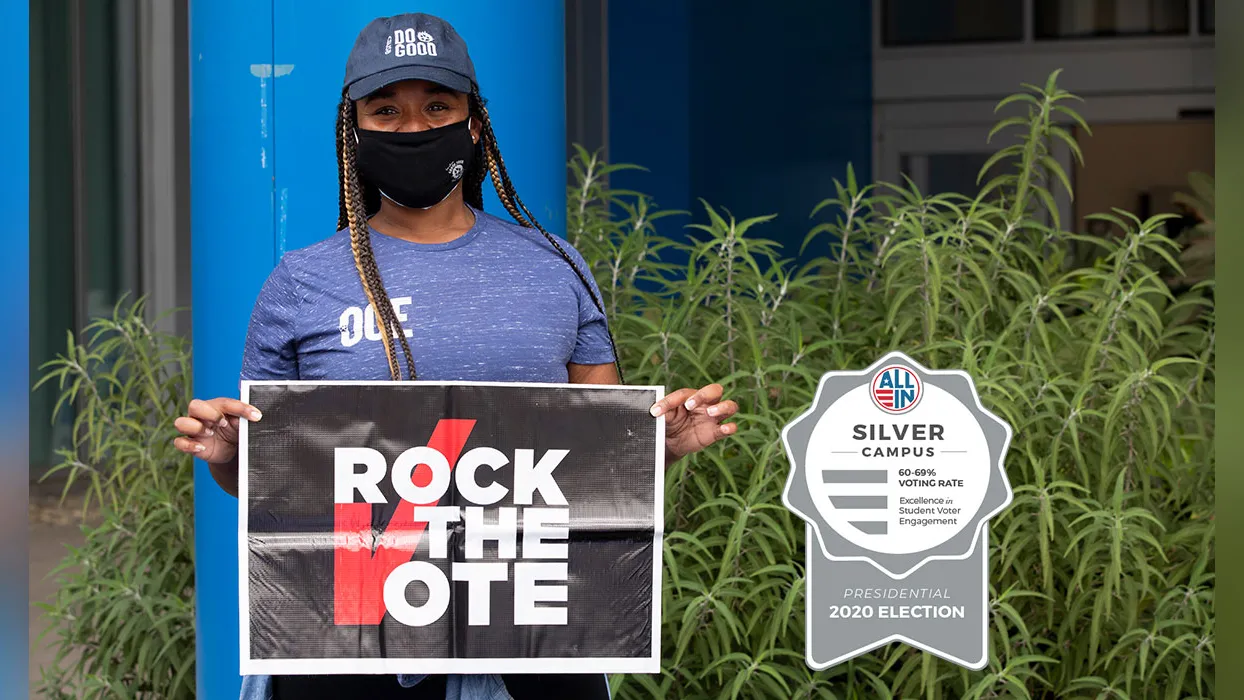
650,383,738,464
172,397,262,464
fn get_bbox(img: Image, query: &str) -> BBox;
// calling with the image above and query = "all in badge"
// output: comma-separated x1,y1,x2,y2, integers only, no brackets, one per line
781,352,1013,669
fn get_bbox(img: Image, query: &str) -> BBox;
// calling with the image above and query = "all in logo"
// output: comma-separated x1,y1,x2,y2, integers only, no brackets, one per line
870,365,921,414
387,28,437,57
446,159,465,180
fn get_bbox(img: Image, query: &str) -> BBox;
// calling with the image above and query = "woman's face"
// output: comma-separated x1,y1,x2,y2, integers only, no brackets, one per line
356,78,480,142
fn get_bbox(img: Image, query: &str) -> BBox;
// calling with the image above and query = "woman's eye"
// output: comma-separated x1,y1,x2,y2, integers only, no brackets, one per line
427,103,448,113
374,106,398,115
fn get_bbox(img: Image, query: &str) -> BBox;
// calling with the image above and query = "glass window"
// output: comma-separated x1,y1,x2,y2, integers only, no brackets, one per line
1034,0,1190,39
927,153,995,197
565,0,609,158
1200,0,1214,34
30,0,143,474
882,0,1024,46
900,152,1008,199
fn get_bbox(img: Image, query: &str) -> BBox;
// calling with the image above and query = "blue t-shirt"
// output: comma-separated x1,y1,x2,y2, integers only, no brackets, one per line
240,206,615,382
235,207,616,699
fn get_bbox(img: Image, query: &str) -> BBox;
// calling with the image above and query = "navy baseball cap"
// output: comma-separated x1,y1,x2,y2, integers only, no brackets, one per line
344,13,477,100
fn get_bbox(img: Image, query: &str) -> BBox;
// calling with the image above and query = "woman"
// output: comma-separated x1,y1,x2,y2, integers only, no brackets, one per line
174,12,738,700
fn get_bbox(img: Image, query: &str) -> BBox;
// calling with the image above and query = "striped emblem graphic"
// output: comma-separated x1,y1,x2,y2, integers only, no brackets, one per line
822,469,890,536
870,365,921,414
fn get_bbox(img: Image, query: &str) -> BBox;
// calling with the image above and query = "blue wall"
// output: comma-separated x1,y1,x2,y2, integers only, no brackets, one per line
190,2,567,696
608,0,872,260
606,0,691,220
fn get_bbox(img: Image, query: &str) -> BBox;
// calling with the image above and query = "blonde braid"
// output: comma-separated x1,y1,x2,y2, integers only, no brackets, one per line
337,95,417,380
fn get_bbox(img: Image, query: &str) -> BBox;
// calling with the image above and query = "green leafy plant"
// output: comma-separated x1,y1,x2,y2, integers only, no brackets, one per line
33,298,196,699
574,71,1214,699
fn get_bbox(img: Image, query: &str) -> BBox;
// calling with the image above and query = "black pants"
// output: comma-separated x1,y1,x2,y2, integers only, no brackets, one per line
272,673,611,699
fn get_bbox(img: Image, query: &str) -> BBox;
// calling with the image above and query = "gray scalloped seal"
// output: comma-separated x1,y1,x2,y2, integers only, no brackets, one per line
780,351,1014,669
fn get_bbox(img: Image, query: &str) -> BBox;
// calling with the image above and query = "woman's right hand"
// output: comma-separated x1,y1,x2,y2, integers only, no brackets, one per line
173,397,262,464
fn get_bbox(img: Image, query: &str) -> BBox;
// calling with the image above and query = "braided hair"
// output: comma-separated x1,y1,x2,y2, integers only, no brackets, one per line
335,86,624,383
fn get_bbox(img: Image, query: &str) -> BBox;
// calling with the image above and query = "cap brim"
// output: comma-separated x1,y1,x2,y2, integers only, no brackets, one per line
347,64,473,100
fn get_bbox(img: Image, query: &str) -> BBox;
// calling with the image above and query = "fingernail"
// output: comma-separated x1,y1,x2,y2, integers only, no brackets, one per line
202,428,214,437
684,399,696,411
650,404,663,417
707,406,718,416
219,417,228,428
194,443,206,453
250,410,263,421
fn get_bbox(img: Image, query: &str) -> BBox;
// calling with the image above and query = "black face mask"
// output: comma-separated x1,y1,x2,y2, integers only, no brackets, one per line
354,118,476,209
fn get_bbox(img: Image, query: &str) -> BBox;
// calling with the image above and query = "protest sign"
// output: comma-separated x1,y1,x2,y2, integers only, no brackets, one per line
238,381,664,676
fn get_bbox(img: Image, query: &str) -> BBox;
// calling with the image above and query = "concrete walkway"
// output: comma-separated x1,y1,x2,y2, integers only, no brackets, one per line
28,483,92,698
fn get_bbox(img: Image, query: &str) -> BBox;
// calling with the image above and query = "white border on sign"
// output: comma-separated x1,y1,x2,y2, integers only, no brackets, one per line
238,381,252,668
243,657,657,676
237,380,665,676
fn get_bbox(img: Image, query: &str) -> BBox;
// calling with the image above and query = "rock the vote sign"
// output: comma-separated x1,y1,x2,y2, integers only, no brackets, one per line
238,381,665,676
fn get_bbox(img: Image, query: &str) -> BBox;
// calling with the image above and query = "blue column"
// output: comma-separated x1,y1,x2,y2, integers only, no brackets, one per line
189,2,275,698
189,2,567,697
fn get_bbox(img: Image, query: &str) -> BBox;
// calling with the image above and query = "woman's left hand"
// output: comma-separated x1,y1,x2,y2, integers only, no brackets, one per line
650,383,738,464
